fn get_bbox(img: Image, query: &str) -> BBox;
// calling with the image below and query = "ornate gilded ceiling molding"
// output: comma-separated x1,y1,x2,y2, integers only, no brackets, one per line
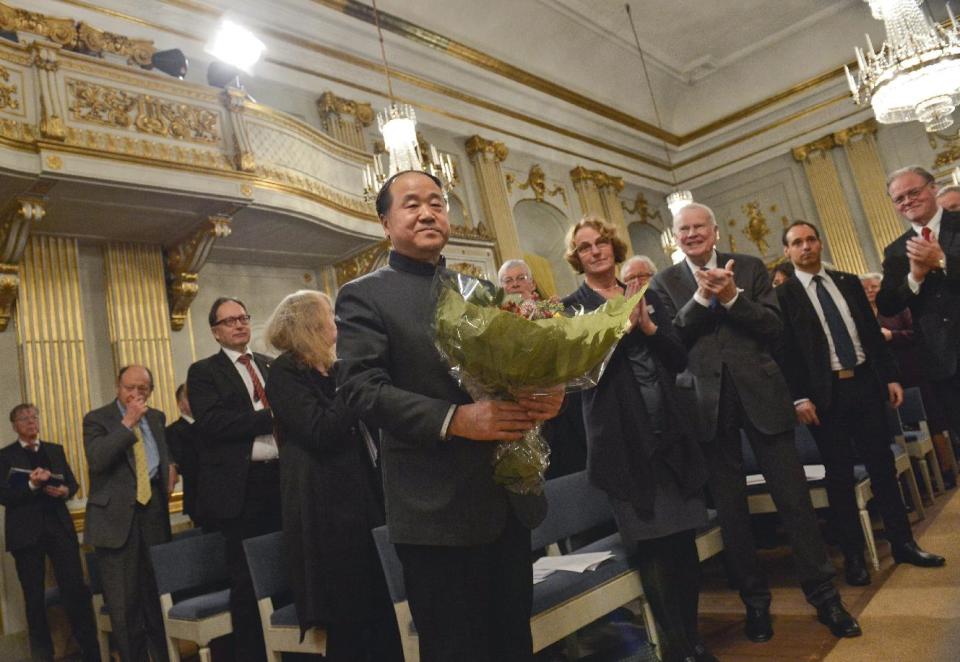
0,193,46,331
622,192,663,225
0,1,155,67
791,134,837,162
165,212,233,331
465,135,508,162
449,222,495,242
334,238,390,286
832,118,878,146
318,91,374,127
504,164,567,205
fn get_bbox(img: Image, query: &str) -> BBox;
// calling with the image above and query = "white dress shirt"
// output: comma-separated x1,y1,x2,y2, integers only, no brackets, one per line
222,346,279,461
794,268,866,371
685,251,740,309
907,206,944,293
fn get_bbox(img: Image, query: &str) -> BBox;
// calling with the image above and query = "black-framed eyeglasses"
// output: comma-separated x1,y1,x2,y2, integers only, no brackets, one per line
212,314,251,328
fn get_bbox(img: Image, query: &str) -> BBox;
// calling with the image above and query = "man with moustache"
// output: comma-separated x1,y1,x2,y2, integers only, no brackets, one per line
777,221,944,585
83,366,174,661
336,170,563,661
649,203,857,641
187,297,279,662
879,166,960,443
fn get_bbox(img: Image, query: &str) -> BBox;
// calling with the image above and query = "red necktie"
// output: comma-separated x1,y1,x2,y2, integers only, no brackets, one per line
237,355,269,408
922,226,933,242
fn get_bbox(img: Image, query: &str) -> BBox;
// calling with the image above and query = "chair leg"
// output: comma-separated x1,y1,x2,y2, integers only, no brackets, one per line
859,508,880,571
640,598,661,660
903,465,926,520
98,630,111,662
165,635,181,662
198,646,213,662
927,450,945,494
915,457,934,501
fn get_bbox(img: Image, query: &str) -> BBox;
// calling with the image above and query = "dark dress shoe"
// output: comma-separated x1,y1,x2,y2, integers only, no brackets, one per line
693,643,719,662
891,541,946,567
744,605,773,642
844,554,871,586
816,598,862,638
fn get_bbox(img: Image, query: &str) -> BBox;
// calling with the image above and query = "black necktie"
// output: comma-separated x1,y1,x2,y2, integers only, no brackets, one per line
813,275,857,369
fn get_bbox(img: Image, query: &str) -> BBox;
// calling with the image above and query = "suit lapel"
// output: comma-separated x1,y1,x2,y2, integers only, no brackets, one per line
668,262,697,302
215,349,252,406
940,211,960,254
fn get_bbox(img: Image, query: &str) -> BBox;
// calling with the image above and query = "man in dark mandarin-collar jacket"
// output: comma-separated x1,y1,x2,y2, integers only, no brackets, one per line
336,170,562,662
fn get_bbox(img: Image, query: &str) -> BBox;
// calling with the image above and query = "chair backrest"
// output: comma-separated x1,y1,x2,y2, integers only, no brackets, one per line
531,471,614,550
898,387,928,431
793,425,823,465
371,526,406,605
149,531,229,597
242,531,287,602
885,402,905,436
172,526,204,541
84,551,103,596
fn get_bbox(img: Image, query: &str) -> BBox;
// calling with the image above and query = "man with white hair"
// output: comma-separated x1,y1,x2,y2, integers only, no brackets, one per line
936,183,960,212
621,255,657,289
498,259,538,300
650,202,855,642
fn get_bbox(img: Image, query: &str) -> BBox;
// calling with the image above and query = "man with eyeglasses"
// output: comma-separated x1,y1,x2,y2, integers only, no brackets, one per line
187,297,279,662
83,365,174,661
1,404,101,662
880,166,960,461
621,255,658,289
498,259,539,300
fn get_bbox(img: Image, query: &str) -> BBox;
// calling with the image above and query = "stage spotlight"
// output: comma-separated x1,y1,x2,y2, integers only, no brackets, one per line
151,49,188,78
204,19,265,74
207,61,242,89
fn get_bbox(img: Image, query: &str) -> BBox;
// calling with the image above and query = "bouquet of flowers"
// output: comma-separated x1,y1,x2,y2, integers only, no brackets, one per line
433,270,644,494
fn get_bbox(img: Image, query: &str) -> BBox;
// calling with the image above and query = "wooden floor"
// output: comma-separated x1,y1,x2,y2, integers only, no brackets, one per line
699,485,959,661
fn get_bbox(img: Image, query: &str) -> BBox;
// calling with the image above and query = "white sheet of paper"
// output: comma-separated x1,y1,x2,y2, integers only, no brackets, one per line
532,551,615,575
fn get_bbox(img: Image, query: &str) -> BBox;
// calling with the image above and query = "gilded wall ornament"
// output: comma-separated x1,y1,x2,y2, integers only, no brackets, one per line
166,213,233,331
622,192,663,225
727,219,738,253
449,222,495,241
465,135,508,162
448,261,485,280
44,155,62,170
335,239,391,286
318,91,374,127
505,164,567,205
0,195,46,331
67,80,221,144
741,201,771,255
76,22,155,67
0,65,19,111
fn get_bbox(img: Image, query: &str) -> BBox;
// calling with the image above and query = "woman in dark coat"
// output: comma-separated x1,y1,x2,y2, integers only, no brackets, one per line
563,216,714,662
265,289,402,661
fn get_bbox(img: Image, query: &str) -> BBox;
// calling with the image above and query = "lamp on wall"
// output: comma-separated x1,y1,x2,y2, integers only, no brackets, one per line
625,4,694,219
361,0,455,201
204,19,265,89
846,0,960,132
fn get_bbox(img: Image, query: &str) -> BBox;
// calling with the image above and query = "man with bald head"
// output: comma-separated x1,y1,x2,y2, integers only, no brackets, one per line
650,203,855,642
83,365,174,661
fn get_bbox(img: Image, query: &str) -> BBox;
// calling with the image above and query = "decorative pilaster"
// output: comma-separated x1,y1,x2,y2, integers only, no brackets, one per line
103,243,178,421
165,214,233,331
0,195,45,330
465,135,522,260
833,119,905,259
318,91,374,151
30,43,67,140
570,167,605,218
17,236,92,497
224,87,255,171
793,136,869,274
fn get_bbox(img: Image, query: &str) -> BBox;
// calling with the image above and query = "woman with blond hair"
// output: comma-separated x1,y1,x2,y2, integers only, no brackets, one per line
265,289,401,661
562,216,713,662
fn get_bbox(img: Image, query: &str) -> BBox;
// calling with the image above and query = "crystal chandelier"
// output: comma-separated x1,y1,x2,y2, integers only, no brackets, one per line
846,0,960,132
660,228,685,264
361,0,455,201
625,5,693,218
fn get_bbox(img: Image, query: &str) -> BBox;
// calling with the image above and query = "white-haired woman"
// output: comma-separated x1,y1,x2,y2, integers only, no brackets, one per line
265,290,401,661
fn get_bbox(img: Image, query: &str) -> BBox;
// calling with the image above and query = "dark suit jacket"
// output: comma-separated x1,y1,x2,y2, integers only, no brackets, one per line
877,210,960,381
165,417,201,523
186,349,274,521
82,401,170,549
563,284,708,514
776,270,900,411
336,251,547,547
266,352,390,628
0,440,78,552
649,252,795,441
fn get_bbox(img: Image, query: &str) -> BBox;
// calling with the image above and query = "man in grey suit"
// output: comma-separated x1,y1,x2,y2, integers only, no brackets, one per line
83,365,173,662
336,170,562,662
650,203,857,642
